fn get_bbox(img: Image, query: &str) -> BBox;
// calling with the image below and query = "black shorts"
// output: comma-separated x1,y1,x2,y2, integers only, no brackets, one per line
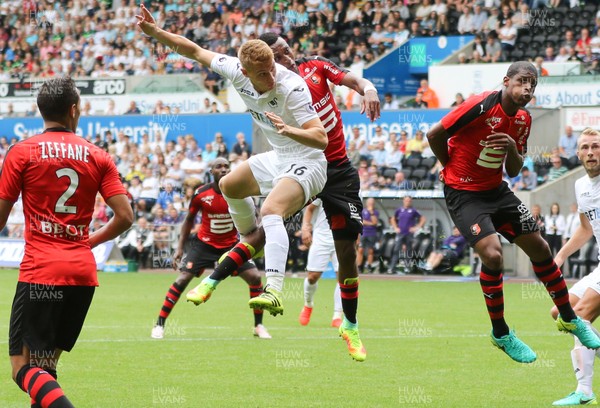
180,236,255,277
9,282,95,356
444,182,538,247
317,160,363,241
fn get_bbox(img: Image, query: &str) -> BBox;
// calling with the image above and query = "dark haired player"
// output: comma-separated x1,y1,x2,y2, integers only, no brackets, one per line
427,61,600,363
2,77,133,407
151,158,271,339
187,32,380,362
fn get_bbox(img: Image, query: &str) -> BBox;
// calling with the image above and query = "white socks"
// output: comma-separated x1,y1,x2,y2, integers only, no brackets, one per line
573,335,595,396
304,278,317,307
263,214,288,292
333,283,342,315
224,195,256,235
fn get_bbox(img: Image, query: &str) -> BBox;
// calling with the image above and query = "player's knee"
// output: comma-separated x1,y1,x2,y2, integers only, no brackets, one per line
307,273,321,284
573,302,598,322
176,272,194,286
219,176,242,199
480,249,503,270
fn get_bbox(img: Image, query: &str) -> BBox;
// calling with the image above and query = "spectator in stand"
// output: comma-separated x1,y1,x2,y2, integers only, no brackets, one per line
498,18,517,53
202,143,217,162
232,132,252,157
544,47,555,62
457,6,475,34
165,158,185,191
473,34,487,59
576,28,592,58
582,46,599,75
421,11,440,36
561,30,577,52
157,183,181,210
545,202,566,257
409,20,423,38
407,92,428,109
590,28,600,54
567,47,583,62
554,47,570,63
119,217,154,269
369,125,388,148
472,5,488,33
512,3,530,30
534,56,549,77
394,20,410,46
559,125,578,159
368,24,387,49
390,171,411,190
181,152,207,189
406,131,428,157
418,79,439,108
139,167,160,212
530,204,546,238
498,5,513,27
484,7,500,36
451,93,465,108
125,101,141,114
385,141,403,170
349,126,370,159
471,50,485,63
483,32,503,63
371,141,388,168
383,93,400,110
512,166,538,191
545,154,569,182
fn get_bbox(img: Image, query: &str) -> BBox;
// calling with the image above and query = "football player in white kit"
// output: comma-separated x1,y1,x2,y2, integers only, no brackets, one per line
137,5,327,315
551,128,600,406
299,199,343,328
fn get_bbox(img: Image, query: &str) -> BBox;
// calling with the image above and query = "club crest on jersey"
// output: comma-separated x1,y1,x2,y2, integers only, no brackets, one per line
470,224,481,236
310,74,320,84
201,195,214,206
268,97,278,108
485,117,502,131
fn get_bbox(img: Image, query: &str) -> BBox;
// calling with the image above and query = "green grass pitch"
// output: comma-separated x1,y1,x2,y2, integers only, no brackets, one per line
0,269,586,407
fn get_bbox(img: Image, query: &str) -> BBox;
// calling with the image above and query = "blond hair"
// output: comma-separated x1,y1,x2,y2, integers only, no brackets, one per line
238,40,273,70
577,127,600,148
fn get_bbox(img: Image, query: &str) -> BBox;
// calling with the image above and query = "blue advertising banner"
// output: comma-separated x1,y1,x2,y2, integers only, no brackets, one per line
0,113,254,148
0,109,450,148
365,35,474,96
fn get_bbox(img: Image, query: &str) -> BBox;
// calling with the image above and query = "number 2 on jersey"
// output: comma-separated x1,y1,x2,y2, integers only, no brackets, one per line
55,168,79,214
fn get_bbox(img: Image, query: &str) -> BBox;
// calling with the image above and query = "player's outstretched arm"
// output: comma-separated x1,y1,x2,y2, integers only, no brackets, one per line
89,194,134,248
554,213,593,267
136,3,216,67
426,122,450,166
340,74,381,122
172,211,196,271
265,113,327,150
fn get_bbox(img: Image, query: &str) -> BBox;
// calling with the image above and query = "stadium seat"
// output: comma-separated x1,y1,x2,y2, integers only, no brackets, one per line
383,168,398,179
584,4,598,14
510,49,524,61
411,168,428,181
419,157,437,170
566,8,580,20
401,168,413,179
518,34,532,44
532,34,547,44
404,157,422,170
417,180,434,190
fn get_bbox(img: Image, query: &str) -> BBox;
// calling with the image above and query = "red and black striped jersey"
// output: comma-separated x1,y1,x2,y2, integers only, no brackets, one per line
188,183,238,249
440,91,532,191
296,56,349,164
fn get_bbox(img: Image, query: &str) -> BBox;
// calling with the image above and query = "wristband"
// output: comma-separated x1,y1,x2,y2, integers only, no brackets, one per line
363,84,377,94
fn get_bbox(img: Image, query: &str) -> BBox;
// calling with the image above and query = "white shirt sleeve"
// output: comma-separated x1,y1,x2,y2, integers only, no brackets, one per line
285,83,319,128
210,54,244,84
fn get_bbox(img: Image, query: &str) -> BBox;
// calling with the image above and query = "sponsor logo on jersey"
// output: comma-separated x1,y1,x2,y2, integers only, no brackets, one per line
323,64,340,75
514,120,527,125
470,224,481,235
240,88,255,97
268,97,278,108
201,195,214,206
216,56,227,65
293,86,305,93
485,117,502,131
306,103,315,113
310,74,320,84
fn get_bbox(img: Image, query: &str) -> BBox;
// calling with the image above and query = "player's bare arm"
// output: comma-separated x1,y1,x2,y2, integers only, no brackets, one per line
486,132,523,176
89,194,133,248
0,199,14,231
340,74,381,122
555,213,593,267
426,122,450,166
136,4,216,67
264,112,327,149
172,211,197,270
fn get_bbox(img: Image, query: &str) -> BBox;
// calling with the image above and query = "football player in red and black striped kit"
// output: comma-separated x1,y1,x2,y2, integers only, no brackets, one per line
151,158,271,339
427,61,600,363
1,77,133,407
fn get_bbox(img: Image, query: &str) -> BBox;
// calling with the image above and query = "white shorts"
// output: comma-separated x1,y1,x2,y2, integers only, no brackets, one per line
569,265,600,299
247,150,327,203
306,232,338,272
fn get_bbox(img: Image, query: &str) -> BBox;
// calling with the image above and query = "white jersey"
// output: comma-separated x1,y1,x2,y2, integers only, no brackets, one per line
575,174,600,261
210,54,324,162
